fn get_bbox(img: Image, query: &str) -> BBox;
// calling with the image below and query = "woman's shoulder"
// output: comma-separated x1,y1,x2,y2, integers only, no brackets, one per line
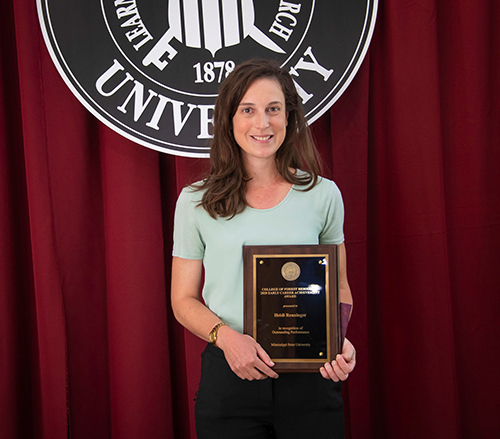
177,181,206,204
316,176,342,200
295,169,340,192
317,174,339,189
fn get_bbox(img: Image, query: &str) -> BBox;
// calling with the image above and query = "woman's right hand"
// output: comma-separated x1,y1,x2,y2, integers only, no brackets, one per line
216,325,279,380
171,257,278,380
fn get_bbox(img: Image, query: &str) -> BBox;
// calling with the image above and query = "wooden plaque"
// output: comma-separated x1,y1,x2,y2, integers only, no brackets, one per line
243,244,341,373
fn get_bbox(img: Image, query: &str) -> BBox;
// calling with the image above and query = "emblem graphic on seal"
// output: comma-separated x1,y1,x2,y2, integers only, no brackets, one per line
37,0,378,157
281,261,301,282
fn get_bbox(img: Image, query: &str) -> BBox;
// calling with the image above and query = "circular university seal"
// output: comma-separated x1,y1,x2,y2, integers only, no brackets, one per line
37,0,378,157
281,261,301,282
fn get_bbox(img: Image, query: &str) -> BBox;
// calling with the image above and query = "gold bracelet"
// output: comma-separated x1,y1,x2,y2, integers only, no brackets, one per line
209,322,228,346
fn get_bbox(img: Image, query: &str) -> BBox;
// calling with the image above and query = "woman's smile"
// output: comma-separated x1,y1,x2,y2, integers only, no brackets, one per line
251,135,273,141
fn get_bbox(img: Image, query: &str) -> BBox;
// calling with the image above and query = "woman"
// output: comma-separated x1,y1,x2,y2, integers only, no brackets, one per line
171,58,356,438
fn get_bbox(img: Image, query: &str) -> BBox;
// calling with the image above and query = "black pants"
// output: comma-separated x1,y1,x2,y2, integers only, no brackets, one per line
195,344,344,439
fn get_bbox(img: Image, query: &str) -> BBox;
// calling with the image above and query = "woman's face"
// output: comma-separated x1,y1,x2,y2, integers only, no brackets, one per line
232,78,288,165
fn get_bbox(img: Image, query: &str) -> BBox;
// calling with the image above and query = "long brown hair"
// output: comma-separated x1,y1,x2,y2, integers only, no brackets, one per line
195,58,322,218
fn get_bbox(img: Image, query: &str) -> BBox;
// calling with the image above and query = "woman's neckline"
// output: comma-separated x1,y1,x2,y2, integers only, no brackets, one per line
246,183,295,212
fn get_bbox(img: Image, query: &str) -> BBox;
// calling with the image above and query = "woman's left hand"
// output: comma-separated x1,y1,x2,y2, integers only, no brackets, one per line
320,337,356,381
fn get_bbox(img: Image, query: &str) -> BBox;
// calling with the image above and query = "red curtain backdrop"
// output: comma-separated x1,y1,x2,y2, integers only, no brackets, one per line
1,1,499,438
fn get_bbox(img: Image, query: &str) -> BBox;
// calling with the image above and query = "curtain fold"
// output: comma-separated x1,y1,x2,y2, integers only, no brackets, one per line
435,2,500,437
1,0,499,438
1,4,37,438
366,2,461,437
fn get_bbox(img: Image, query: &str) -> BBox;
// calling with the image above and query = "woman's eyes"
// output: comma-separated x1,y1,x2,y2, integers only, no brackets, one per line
241,106,281,114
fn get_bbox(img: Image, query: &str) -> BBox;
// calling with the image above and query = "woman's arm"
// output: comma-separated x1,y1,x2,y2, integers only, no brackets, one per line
171,256,278,380
320,242,356,380
170,256,219,341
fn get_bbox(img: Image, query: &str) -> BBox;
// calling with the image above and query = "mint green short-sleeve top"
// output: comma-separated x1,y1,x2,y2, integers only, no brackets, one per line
172,175,344,333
